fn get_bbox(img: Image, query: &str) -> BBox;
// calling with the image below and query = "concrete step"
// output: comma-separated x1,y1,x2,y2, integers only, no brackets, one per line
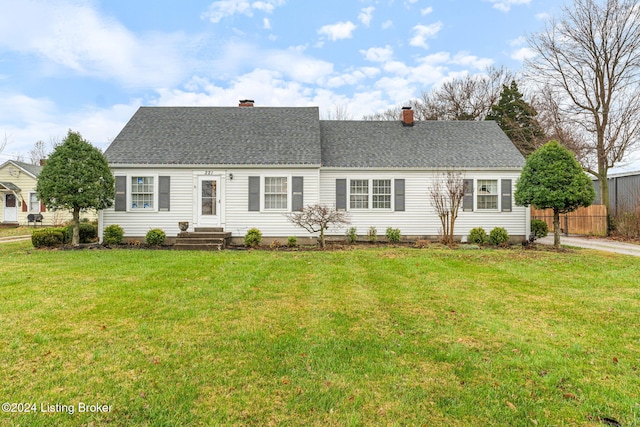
194,227,224,232
173,242,224,251
178,231,231,238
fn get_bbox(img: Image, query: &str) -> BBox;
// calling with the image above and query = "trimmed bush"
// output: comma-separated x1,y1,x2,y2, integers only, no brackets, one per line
146,229,166,246
244,228,262,247
79,223,98,243
468,227,488,245
346,227,358,244
32,228,67,248
530,219,549,240
385,227,401,243
103,224,124,246
489,227,510,246
287,236,297,247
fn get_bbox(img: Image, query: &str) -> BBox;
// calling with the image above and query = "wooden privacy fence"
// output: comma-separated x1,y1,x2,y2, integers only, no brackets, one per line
531,205,607,236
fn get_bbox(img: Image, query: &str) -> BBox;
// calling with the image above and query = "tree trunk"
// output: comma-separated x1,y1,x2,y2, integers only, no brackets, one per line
597,168,611,234
319,227,325,249
72,207,80,246
553,208,561,248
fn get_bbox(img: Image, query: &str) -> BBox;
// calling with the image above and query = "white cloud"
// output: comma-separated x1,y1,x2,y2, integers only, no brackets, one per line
484,0,531,12
202,0,285,23
511,47,536,61
450,52,494,70
382,20,393,30
358,7,375,27
263,18,271,29
0,1,188,88
360,45,394,63
318,21,357,41
409,22,443,49
421,7,433,16
535,12,551,20
0,92,138,155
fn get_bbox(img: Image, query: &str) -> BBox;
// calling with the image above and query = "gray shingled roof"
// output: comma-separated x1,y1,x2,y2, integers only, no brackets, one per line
12,161,42,177
104,106,524,169
320,120,525,169
105,107,322,165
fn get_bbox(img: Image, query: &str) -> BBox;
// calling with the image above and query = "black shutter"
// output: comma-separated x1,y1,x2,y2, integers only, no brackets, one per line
336,179,347,210
501,179,512,212
463,179,474,212
394,179,405,211
159,176,170,211
292,176,304,211
248,176,260,212
115,176,126,211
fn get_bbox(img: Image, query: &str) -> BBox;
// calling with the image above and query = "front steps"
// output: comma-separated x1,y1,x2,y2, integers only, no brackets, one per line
173,227,232,251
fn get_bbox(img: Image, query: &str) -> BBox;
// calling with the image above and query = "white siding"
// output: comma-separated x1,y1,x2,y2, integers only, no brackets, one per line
101,167,320,240
101,166,527,241
319,169,528,239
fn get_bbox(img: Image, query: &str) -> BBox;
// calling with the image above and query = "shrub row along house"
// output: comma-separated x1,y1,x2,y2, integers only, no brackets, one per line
99,101,529,245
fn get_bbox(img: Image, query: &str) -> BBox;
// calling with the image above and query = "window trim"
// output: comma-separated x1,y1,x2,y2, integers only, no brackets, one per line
127,174,159,212
261,175,291,212
475,178,499,211
28,192,41,213
347,177,394,211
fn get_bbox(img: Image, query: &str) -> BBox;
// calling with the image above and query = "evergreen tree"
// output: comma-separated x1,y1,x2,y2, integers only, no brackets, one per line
36,130,114,245
487,80,545,156
515,141,595,248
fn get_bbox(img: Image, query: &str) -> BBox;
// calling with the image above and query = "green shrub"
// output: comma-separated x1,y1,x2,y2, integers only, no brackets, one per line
32,228,67,248
287,236,297,247
79,223,98,243
146,228,166,246
367,226,378,243
530,219,549,240
468,227,488,245
489,227,510,246
346,227,358,244
103,224,124,245
385,227,401,243
244,228,262,247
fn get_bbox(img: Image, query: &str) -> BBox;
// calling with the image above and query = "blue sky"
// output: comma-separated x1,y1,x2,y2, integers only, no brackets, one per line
0,0,564,161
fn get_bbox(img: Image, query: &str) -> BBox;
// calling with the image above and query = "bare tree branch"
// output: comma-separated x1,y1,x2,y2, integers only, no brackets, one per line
286,204,351,248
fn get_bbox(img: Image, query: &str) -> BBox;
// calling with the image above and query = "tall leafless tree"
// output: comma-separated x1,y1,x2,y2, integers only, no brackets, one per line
286,204,351,248
323,104,354,120
526,0,640,229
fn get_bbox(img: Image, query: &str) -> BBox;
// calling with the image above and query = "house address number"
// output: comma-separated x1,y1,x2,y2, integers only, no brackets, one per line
204,171,215,175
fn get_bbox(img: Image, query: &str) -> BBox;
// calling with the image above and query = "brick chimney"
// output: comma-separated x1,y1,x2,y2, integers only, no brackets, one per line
239,99,254,107
401,106,414,126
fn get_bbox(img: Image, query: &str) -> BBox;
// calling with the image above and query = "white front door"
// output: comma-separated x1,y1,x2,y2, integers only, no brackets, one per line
197,176,220,227
3,194,18,222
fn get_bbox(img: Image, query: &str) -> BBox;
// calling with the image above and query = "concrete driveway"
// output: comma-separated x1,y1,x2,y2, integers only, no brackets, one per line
537,235,640,257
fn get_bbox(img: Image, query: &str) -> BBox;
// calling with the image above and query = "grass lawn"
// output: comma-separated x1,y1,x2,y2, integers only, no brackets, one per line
0,226,34,238
0,242,639,426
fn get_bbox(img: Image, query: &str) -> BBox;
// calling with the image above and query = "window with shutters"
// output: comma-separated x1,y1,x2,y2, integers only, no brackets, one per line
264,176,288,210
348,178,393,210
131,176,155,210
29,192,41,213
477,179,498,210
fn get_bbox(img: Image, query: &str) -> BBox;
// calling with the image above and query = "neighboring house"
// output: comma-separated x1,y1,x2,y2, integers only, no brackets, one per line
100,102,528,243
0,160,96,226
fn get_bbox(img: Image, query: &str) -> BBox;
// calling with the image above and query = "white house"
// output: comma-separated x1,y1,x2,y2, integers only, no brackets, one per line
100,101,529,245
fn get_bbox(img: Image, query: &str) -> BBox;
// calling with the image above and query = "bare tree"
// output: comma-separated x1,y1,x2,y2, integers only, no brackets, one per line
362,66,515,122
526,0,640,229
323,104,354,120
430,172,465,245
0,133,8,156
418,66,516,121
286,204,351,248
29,140,49,165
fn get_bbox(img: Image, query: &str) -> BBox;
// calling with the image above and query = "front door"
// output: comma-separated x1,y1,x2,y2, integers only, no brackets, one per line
197,176,220,227
3,194,18,223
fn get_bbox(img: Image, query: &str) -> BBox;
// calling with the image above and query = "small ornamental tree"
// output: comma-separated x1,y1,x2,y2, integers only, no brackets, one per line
430,172,465,245
515,140,595,248
286,204,350,248
36,130,115,245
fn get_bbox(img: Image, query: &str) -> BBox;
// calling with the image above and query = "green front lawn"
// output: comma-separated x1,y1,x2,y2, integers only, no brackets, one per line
0,226,33,238
1,242,639,426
